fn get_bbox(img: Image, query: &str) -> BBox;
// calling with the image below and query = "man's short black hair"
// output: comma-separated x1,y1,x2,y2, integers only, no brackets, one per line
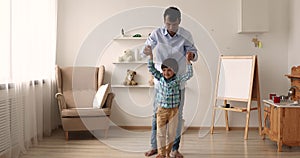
163,6,181,22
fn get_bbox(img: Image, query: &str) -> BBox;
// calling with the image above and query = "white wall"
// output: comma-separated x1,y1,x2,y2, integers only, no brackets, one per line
56,0,291,127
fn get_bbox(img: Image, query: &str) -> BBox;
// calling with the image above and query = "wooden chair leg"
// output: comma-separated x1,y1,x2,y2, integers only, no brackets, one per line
65,131,69,141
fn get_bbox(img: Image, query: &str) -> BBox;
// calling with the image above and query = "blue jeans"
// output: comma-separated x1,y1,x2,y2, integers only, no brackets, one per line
150,88,185,151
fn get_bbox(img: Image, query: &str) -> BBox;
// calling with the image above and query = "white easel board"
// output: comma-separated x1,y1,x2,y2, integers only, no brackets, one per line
210,55,262,140
217,57,253,101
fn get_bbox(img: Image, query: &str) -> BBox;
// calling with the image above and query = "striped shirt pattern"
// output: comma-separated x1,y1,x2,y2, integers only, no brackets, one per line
148,59,193,108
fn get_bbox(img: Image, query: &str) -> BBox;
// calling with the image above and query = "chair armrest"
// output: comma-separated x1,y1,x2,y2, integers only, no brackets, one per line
55,93,67,111
103,92,115,109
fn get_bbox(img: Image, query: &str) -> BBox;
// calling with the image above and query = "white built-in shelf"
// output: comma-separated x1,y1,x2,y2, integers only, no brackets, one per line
111,84,153,88
112,61,147,64
113,36,148,40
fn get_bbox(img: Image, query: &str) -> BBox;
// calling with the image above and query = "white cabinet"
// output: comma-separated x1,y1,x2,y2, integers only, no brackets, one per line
238,0,269,33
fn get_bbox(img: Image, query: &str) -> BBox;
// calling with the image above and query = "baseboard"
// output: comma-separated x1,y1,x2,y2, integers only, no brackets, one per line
115,126,259,131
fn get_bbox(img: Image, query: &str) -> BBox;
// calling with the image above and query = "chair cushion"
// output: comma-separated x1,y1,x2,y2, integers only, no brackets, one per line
64,89,96,108
93,84,111,108
61,108,110,117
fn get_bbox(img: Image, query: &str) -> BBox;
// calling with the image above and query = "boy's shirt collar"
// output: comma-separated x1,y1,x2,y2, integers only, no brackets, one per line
163,74,176,82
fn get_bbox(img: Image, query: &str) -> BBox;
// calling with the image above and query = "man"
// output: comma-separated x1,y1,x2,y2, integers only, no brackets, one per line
143,6,198,158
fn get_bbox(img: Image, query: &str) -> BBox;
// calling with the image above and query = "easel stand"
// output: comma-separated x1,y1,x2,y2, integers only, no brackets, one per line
210,55,262,140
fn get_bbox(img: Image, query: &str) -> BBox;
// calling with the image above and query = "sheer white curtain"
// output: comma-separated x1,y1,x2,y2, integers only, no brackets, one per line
0,0,59,158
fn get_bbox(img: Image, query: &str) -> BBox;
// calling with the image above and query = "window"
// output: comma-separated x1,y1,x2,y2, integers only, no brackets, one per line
0,1,58,157
0,0,57,84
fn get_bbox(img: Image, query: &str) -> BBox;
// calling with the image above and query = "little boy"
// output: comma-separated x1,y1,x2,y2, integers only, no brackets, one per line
147,52,193,158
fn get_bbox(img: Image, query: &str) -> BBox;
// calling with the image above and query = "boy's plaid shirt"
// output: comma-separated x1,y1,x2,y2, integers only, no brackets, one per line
148,59,193,108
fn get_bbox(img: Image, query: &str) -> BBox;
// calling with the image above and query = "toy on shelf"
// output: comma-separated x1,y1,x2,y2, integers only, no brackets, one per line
123,69,138,86
148,75,154,86
132,33,142,37
118,49,135,62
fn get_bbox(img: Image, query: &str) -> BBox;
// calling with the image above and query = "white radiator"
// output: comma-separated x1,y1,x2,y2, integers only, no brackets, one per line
0,91,24,156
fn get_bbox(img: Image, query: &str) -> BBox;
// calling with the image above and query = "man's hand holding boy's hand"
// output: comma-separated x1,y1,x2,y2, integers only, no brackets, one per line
186,52,194,61
144,45,152,55
144,45,153,59
186,52,193,64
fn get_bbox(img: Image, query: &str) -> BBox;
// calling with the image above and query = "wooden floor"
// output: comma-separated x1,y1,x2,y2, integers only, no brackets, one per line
19,127,300,158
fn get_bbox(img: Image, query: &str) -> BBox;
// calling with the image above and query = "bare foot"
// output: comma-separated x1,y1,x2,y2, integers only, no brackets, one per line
144,149,157,157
